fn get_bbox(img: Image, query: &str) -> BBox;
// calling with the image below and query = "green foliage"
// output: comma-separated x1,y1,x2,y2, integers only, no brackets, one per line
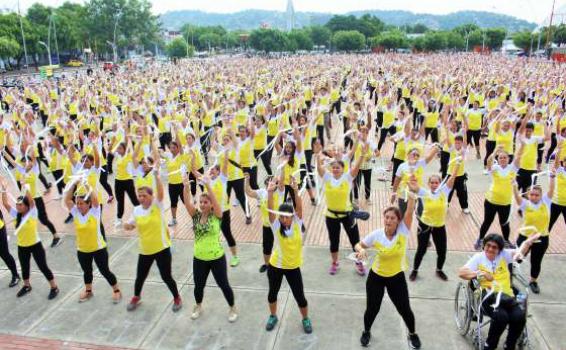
422,31,448,51
248,28,289,53
370,30,408,49
484,28,506,49
307,25,331,46
540,24,566,46
286,29,313,52
513,31,533,51
445,31,465,50
332,30,366,51
325,14,384,38
452,24,480,37
0,36,21,61
165,37,193,58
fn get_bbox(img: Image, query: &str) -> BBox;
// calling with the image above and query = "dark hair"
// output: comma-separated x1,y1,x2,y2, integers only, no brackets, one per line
454,135,464,142
75,195,92,206
483,233,504,251
525,122,534,130
285,141,296,168
278,202,295,238
383,206,402,221
15,196,31,228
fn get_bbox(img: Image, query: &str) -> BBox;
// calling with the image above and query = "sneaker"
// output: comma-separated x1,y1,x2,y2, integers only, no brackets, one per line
64,215,73,224
436,270,448,281
474,239,482,251
107,196,114,204
112,290,122,304
48,287,59,300
9,276,20,288
360,330,371,347
529,281,540,294
16,285,32,297
328,261,339,275
409,270,418,281
355,261,366,276
191,304,202,320
408,333,422,349
259,264,268,273
79,289,93,303
114,219,122,228
245,216,252,225
265,314,278,331
463,208,471,214
50,237,62,248
302,317,313,334
228,306,238,322
504,240,516,249
168,219,177,227
230,256,240,267
127,296,141,311
172,297,183,312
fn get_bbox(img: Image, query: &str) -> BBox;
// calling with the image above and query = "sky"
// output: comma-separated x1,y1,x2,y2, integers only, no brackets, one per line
4,0,566,24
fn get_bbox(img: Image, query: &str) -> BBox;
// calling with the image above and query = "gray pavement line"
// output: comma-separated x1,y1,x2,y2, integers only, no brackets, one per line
527,313,552,350
270,288,292,350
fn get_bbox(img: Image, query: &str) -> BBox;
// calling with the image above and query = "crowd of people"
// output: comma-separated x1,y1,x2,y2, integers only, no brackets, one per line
0,53,564,349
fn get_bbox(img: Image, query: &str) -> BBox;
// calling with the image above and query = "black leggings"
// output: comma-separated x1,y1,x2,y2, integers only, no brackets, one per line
479,200,511,240
516,235,549,279
364,271,415,333
448,174,469,209
267,265,307,308
221,211,236,247
255,143,273,176
325,215,360,253
440,151,450,179
377,125,396,151
0,226,18,277
188,167,204,196
168,183,184,209
77,248,117,286
52,169,65,195
484,140,496,167
34,197,57,235
516,169,537,194
134,248,179,298
99,170,113,198
262,226,274,256
482,294,526,349
424,127,439,143
354,169,372,200
242,166,258,190
227,178,248,217
548,202,566,232
413,221,447,271
545,133,557,163
115,179,139,219
193,255,234,306
18,242,54,281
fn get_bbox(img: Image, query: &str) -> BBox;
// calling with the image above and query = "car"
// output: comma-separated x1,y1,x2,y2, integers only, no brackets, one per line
66,59,84,67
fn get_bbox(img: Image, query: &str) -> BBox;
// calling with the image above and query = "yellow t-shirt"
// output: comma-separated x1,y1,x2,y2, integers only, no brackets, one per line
363,222,410,277
464,251,514,296
486,164,517,206
419,186,450,227
131,200,171,255
269,216,303,269
11,207,40,247
323,173,353,218
71,206,107,253
553,169,566,206
520,196,551,236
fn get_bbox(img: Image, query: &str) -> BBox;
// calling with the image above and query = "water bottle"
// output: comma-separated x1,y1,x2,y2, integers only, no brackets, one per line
516,292,527,311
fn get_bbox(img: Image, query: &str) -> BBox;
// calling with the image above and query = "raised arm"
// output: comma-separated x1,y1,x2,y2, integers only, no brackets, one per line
182,175,197,217
244,173,259,199
203,176,222,218
0,181,13,213
403,174,418,229
349,142,368,178
155,168,164,202
289,177,302,220
266,180,277,224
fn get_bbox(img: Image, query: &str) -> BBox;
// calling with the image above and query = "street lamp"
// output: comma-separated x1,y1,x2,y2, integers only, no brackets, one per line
38,41,52,66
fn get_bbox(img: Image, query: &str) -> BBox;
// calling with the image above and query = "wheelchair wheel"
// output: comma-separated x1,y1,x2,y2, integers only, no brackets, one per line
517,327,531,350
454,282,472,336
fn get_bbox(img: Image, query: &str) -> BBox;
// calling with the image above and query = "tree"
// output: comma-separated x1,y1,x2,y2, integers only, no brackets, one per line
308,25,331,46
467,30,484,49
0,36,20,65
332,30,365,51
485,28,506,50
422,31,447,51
445,31,465,50
513,31,533,52
248,28,288,53
165,37,193,58
199,32,222,50
287,29,313,52
370,30,408,50
412,36,425,51
325,14,383,38
453,24,480,37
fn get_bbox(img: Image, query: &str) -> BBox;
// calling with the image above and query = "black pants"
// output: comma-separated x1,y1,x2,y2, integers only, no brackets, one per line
392,158,403,185
354,169,372,200
242,166,258,190
221,211,236,247
316,124,325,147
77,248,117,286
52,169,65,195
168,183,184,209
467,130,481,148
516,235,549,279
448,174,469,209
413,221,447,271
188,167,204,196
364,271,415,333
193,255,234,306
440,151,450,179
267,265,307,308
424,127,439,143
482,294,526,349
134,248,179,298
18,242,54,281
159,132,172,150
227,178,248,217
254,149,273,177
0,226,18,277
479,200,510,240
115,179,139,219
377,125,396,151
545,133,557,163
516,169,537,194
325,215,360,253
549,203,566,232
484,140,496,167
262,226,274,256
106,153,114,174
34,197,57,235
99,170,113,198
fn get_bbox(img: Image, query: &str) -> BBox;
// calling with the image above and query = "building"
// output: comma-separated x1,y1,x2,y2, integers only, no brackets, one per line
286,0,295,32
162,29,182,44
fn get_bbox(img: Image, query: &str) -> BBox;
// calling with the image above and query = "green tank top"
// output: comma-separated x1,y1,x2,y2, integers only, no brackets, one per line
192,212,224,261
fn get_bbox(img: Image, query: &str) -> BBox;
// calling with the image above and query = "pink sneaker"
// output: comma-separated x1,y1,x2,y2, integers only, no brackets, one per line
355,261,366,276
328,261,339,275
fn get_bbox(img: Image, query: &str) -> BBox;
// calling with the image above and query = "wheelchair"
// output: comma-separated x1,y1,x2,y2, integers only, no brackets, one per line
454,262,531,350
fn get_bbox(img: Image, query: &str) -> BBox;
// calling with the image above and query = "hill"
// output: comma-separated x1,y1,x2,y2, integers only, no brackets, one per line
159,9,536,32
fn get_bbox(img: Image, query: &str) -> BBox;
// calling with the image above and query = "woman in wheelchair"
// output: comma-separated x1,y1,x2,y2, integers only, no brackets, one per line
458,233,540,350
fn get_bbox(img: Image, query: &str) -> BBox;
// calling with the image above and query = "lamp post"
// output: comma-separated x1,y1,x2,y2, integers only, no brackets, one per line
38,41,52,66
17,0,29,69
106,40,117,62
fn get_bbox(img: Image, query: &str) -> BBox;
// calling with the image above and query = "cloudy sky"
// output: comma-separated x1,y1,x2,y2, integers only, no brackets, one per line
6,0,566,24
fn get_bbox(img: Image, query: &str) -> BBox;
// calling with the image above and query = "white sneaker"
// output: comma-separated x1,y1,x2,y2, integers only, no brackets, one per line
463,208,471,214
191,305,202,320
114,219,122,228
228,306,238,323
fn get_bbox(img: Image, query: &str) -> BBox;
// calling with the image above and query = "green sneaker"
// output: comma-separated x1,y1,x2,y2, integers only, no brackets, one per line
230,256,240,267
302,317,313,334
265,315,278,331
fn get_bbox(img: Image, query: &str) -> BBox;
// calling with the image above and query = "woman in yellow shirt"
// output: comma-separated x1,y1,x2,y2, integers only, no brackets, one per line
111,137,139,227
164,139,186,227
265,177,312,334
64,181,121,302
354,175,421,349
1,185,59,299
549,145,566,233
252,116,272,176
123,170,182,312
